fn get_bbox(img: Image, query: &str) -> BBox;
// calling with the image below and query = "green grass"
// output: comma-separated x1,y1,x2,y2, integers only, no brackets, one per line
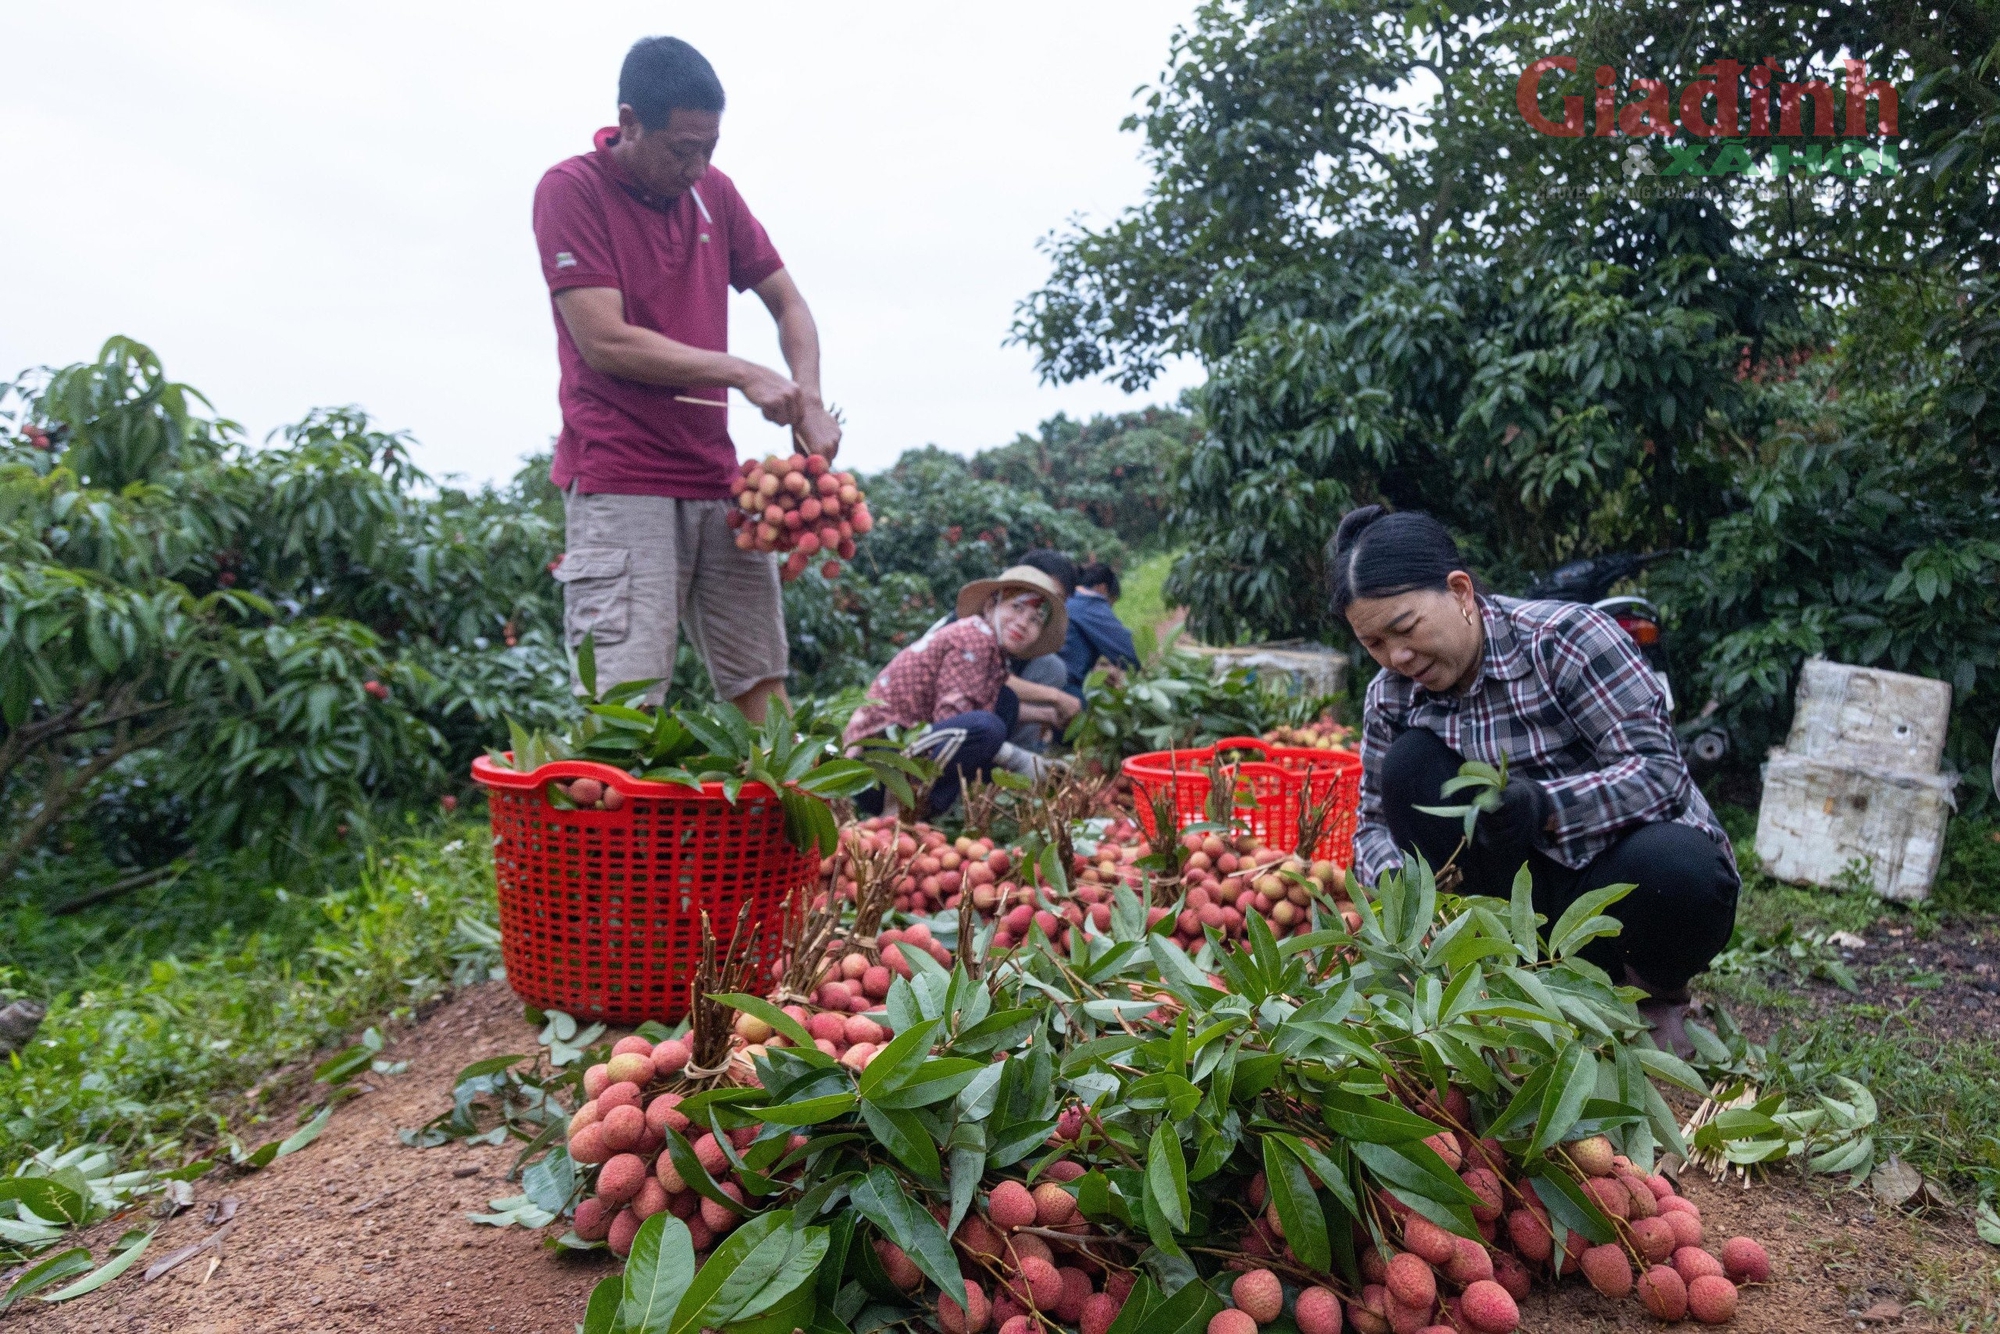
1702,805,2000,1196
0,820,500,1179
1117,549,1179,664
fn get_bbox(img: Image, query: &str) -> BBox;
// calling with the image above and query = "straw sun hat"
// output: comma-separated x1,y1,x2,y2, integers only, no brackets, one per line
955,566,1069,659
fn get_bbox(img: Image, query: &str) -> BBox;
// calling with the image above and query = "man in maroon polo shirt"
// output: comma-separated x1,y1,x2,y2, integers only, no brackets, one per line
534,36,840,718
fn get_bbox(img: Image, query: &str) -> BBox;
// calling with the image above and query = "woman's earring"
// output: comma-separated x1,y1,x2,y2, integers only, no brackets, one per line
1463,607,1474,626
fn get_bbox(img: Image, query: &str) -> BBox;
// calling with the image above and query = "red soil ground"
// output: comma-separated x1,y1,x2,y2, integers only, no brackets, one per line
13,979,1990,1333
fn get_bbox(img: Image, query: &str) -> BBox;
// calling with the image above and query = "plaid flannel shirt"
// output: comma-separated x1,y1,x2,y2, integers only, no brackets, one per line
1352,595,1732,885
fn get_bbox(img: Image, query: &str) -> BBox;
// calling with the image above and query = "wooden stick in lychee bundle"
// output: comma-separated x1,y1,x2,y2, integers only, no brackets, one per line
685,901,759,1084
1292,766,1342,861
774,877,842,1007
844,842,902,962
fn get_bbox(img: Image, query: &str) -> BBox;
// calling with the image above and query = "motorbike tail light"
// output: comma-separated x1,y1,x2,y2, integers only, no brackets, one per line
1616,615,1660,645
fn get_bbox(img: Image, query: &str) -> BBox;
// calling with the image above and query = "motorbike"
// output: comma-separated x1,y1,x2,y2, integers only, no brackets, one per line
1523,551,1732,769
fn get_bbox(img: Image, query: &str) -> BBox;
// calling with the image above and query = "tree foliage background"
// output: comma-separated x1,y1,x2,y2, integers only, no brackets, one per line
1014,0,2000,795
0,341,1182,886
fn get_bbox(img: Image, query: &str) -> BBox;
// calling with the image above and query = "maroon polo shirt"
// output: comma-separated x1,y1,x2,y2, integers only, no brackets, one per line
534,129,786,499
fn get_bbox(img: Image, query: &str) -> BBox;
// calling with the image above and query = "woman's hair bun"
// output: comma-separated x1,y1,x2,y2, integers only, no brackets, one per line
1330,504,1387,558
1324,505,1469,619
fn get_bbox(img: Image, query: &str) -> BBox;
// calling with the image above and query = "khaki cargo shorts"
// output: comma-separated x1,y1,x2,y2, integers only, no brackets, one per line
554,488,788,705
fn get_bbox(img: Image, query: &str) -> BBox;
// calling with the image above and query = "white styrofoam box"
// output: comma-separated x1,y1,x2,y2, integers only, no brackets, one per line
1786,658,1952,775
1754,750,1956,902
1189,642,1349,700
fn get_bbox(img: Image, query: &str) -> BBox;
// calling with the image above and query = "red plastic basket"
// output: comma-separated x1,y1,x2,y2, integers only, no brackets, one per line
1122,737,1364,869
471,756,818,1025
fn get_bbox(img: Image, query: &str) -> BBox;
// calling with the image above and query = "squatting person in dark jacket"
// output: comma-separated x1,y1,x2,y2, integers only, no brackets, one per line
1331,505,1739,1053
1060,561,1140,696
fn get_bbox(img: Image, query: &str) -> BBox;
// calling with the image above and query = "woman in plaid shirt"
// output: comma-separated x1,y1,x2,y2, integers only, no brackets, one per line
1331,507,1738,1052
846,566,1080,819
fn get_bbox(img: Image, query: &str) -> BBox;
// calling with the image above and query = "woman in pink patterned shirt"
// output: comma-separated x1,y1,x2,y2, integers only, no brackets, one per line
846,567,1078,818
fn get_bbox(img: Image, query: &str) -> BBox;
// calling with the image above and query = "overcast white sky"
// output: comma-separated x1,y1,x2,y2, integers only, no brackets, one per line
0,2,1203,487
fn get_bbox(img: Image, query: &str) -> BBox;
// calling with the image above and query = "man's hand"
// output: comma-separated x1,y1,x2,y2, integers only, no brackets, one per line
1051,691,1082,724
739,364,806,427
795,401,842,459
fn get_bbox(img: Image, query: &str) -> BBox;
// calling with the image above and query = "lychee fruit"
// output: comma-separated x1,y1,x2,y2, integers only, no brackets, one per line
692,1131,729,1175
1656,1194,1701,1221
1295,1285,1343,1334
1637,1265,1688,1322
1402,1215,1458,1266
1423,1131,1464,1172
599,1103,645,1154
1673,1246,1726,1284
582,1062,612,1100
1033,1182,1078,1227
1444,1234,1494,1286
1007,1232,1055,1268
645,1091,690,1135
989,1180,1038,1231
1018,1255,1063,1309
650,1036,691,1076
939,1279,991,1334
1080,1291,1122,1334
701,1181,745,1234
1621,1173,1658,1219
1663,1206,1704,1249
1491,1250,1532,1303
997,1318,1040,1334
598,1081,643,1113
569,1123,610,1165
1584,1175,1630,1220
1461,1167,1504,1222
1458,1278,1519,1333
1246,1171,1268,1213
1347,1286,1391,1334
630,1178,668,1222
875,1239,923,1291
1567,1134,1616,1177
1580,1243,1633,1297
1629,1215,1676,1263
1055,1268,1092,1322
1720,1236,1769,1284
596,1153,648,1209
1687,1273,1738,1324
604,1052,653,1086
1504,1207,1553,1264
956,1215,1005,1261
611,1034,653,1059
1232,1267,1284,1323
607,1207,641,1257
572,1195,613,1241
1385,1252,1437,1309
1208,1312,1258,1334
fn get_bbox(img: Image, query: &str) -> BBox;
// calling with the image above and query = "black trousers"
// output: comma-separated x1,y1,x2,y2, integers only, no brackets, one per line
856,688,1019,820
1379,727,1738,993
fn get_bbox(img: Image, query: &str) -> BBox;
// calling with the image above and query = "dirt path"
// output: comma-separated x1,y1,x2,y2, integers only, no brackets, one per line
12,980,1990,1332
13,982,616,1334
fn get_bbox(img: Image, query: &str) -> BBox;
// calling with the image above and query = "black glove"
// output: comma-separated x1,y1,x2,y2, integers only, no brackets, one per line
1475,776,1555,851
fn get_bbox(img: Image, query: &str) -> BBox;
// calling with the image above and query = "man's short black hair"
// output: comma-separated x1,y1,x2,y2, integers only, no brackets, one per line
1079,562,1121,600
619,37,725,130
1017,548,1079,597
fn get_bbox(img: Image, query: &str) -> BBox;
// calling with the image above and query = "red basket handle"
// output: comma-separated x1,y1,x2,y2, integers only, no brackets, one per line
1211,736,1273,757
470,753,781,804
